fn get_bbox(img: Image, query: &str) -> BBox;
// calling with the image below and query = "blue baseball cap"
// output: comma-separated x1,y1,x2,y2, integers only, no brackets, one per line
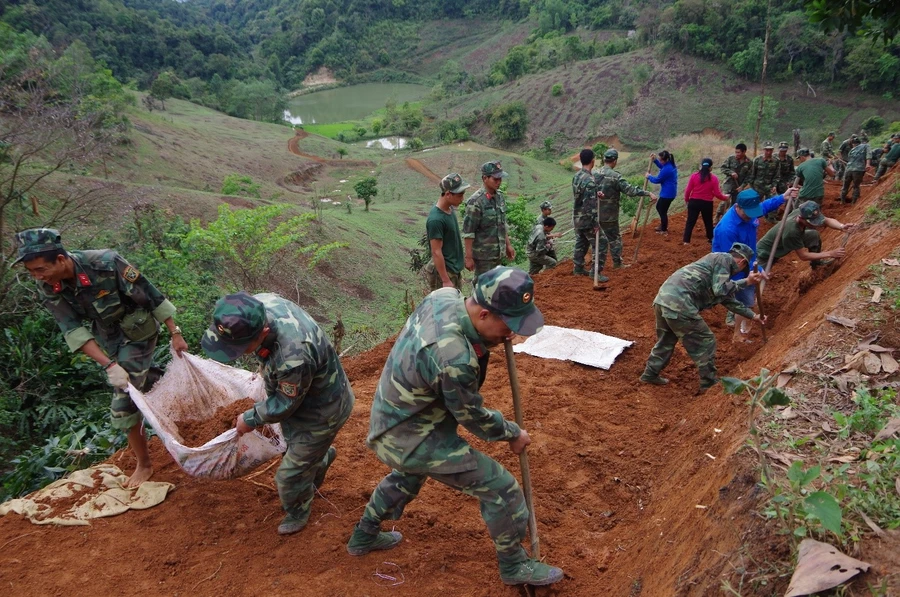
736,189,764,219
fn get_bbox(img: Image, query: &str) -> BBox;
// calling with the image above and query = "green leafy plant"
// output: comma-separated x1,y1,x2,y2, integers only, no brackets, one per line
354,176,378,211
504,194,537,264
551,83,563,96
221,174,261,198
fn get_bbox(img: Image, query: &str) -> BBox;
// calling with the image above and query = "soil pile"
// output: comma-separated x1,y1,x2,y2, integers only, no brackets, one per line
176,398,257,447
1,171,898,596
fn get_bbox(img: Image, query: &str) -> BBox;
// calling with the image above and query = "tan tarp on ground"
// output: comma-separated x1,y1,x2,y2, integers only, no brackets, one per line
0,463,172,526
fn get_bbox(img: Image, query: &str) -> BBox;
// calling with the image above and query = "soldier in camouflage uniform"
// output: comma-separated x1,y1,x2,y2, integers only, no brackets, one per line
821,133,836,161
873,133,900,183
538,200,552,225
14,228,188,488
775,142,796,194
836,134,858,181
572,148,603,278
640,243,767,393
202,291,354,536
537,200,558,260
748,141,781,199
527,216,557,275
716,143,753,222
593,149,655,278
462,161,515,281
840,136,872,204
347,267,564,587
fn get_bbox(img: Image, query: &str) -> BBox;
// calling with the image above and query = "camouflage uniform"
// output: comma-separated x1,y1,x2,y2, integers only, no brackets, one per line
717,154,753,220
775,147,796,194
642,252,756,389
462,187,509,280
840,142,871,203
357,268,543,569
748,154,780,199
836,136,855,180
571,167,600,272
594,165,649,271
26,241,176,430
873,141,900,182
821,138,835,160
526,223,557,275
537,201,557,260
202,292,354,526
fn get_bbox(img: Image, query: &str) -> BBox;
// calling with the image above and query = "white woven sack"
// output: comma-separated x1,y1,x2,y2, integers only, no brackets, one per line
129,350,286,479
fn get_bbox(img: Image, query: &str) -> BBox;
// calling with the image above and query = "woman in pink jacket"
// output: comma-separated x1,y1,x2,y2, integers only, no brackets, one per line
682,157,729,244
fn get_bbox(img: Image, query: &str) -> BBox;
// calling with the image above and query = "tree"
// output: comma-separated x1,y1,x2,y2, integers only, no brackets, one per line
804,0,899,43
336,148,348,159
150,71,178,110
354,177,378,212
489,102,528,144
745,96,779,140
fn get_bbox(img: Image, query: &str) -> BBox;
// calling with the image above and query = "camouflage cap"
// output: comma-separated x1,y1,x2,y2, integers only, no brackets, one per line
860,134,869,143
892,133,900,139
763,141,775,149
778,141,789,150
797,147,811,157
729,242,754,264
540,201,552,210
12,228,64,265
828,132,835,137
604,149,619,161
851,134,859,141
202,291,267,363
473,266,544,336
440,172,471,194
798,200,826,226
736,189,763,218
480,160,508,179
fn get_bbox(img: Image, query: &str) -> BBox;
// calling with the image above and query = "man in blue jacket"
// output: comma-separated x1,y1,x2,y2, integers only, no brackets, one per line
712,187,795,340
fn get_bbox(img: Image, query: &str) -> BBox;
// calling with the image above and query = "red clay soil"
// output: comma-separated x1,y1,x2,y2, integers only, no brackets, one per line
176,398,258,447
287,130,375,167
2,172,899,596
405,157,442,184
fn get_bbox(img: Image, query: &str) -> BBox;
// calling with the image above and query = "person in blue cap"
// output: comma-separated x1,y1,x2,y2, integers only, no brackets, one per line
712,187,794,340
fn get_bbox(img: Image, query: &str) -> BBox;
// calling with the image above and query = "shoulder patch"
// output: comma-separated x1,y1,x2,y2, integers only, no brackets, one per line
279,381,298,397
122,265,140,283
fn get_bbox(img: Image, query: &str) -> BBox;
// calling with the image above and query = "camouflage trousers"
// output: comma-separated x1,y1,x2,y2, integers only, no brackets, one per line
643,305,718,388
359,448,529,565
874,159,896,182
834,160,846,181
596,220,623,271
528,254,557,275
425,267,462,291
840,171,864,203
474,259,502,283
276,398,353,519
572,227,597,269
102,332,160,430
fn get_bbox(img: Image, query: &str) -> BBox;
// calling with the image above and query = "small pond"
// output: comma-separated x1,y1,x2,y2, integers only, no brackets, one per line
283,83,429,125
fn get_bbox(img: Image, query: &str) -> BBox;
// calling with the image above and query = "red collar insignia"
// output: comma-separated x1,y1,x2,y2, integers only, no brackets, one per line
473,344,486,358
256,348,271,359
77,273,91,287
52,282,62,293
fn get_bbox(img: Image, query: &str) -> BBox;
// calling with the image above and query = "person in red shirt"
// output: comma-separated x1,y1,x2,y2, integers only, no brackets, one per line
682,157,729,245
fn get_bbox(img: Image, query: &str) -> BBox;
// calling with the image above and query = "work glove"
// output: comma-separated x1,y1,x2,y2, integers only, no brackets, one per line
106,363,130,389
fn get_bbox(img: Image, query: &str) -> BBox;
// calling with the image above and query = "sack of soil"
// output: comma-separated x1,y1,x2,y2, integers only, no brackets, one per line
129,351,286,479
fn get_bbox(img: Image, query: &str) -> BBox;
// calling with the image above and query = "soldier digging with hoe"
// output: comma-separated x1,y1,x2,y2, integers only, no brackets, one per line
14,228,189,487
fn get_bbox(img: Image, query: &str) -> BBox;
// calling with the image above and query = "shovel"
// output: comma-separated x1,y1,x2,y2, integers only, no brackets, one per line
593,226,604,291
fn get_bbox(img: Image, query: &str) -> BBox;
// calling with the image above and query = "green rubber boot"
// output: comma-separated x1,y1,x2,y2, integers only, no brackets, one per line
595,273,610,283
346,524,403,556
572,267,591,276
499,559,564,586
640,373,669,385
314,446,337,489
277,509,311,536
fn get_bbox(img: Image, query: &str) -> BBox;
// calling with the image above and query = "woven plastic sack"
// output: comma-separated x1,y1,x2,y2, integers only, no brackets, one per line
129,350,286,479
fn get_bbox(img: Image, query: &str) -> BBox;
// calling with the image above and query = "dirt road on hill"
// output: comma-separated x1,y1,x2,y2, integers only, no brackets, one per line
287,130,375,167
404,157,442,184
2,170,898,595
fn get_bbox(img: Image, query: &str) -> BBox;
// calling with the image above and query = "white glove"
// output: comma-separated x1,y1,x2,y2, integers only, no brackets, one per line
106,363,130,389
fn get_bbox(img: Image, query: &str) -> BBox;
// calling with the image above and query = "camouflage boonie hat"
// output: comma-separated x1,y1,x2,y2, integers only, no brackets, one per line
797,147,811,157
473,267,544,336
729,242,754,263
440,172,470,194
202,291,267,363
778,141,789,150
12,228,64,265
540,201,552,210
798,200,826,226
604,149,619,161
763,141,775,149
480,161,508,179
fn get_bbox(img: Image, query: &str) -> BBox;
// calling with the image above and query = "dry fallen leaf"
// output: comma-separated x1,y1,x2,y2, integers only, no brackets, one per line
821,421,832,433
785,539,871,597
826,314,857,328
857,511,886,538
828,454,857,463
856,331,880,351
881,352,899,375
780,406,798,420
871,286,883,303
873,418,900,442
895,478,900,497
863,352,883,375
882,258,900,267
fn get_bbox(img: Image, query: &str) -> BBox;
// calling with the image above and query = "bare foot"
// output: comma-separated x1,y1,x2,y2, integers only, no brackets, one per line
126,464,154,488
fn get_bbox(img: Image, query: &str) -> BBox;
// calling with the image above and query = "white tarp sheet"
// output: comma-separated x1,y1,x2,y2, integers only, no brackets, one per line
512,325,633,369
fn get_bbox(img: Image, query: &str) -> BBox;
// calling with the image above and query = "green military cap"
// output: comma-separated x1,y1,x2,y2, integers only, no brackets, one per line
798,200,826,226
860,134,869,142
763,141,775,149
202,291,267,363
440,172,471,194
729,242,754,263
828,132,835,136
777,141,789,150
539,201,552,210
480,160,508,179
851,134,859,141
474,266,544,336
892,133,900,139
797,147,811,157
603,148,618,161
12,227,64,265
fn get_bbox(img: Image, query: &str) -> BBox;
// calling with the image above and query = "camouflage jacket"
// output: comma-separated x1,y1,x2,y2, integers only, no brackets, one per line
572,168,599,230
462,187,508,262
593,165,648,222
821,139,835,159
846,143,872,172
243,293,354,431
367,288,521,474
839,138,853,161
749,156,780,196
653,253,756,321
37,250,176,353
777,155,796,187
526,223,550,259
720,155,753,194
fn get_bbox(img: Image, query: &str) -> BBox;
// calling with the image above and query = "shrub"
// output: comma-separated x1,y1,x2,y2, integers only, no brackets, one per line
221,174,261,198
489,101,528,143
551,83,563,96
861,115,886,137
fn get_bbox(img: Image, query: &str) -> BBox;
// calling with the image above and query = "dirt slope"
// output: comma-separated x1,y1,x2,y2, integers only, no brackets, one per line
1,173,898,596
